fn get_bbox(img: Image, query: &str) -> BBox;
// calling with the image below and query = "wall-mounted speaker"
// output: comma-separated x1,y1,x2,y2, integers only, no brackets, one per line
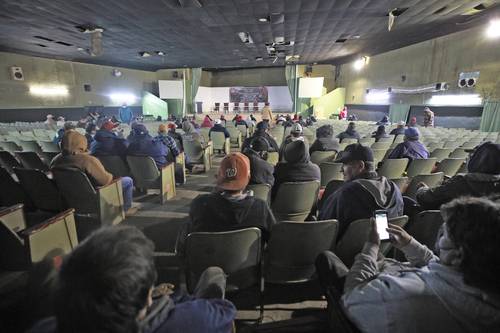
458,71,479,88
84,84,92,92
10,66,24,81
173,71,179,78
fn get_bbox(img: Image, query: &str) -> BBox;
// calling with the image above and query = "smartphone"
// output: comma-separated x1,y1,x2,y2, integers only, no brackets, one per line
374,210,390,241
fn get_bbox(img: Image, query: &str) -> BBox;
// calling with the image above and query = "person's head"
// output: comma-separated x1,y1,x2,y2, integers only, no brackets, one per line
285,115,291,122
158,124,167,135
63,122,76,131
466,142,500,174
424,106,431,113
216,153,250,194
85,123,96,135
284,140,310,164
46,114,54,120
54,227,156,333
298,115,303,120
256,121,269,133
336,144,374,181
375,125,386,135
290,123,303,137
248,136,269,160
439,197,500,294
167,122,176,133
181,120,194,133
61,131,88,155
101,120,118,132
316,125,334,139
404,127,420,141
131,123,148,136
122,102,128,108
347,122,356,131
215,119,222,126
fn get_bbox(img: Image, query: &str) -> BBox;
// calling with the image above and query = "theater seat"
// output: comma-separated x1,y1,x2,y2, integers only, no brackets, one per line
265,220,338,284
237,125,248,139
14,152,49,172
246,183,271,205
406,158,437,178
435,158,466,177
0,167,33,210
377,158,409,179
126,156,176,205
272,180,320,222
183,140,212,171
96,155,130,178
0,151,22,175
227,127,242,148
310,151,337,166
319,162,343,187
14,168,64,213
210,131,230,155
404,172,444,200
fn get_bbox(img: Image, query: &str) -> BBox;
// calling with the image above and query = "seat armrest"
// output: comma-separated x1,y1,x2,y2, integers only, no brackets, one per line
96,177,122,190
97,178,125,225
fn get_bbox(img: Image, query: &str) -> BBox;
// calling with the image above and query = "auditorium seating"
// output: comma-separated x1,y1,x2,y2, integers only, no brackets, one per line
246,183,271,205
210,131,230,155
272,180,320,221
127,157,176,204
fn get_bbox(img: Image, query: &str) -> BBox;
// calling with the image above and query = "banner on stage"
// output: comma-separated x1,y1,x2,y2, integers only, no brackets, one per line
229,86,268,103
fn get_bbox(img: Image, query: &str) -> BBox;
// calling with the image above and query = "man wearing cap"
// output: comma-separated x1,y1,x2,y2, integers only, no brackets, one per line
416,142,500,210
387,127,429,161
279,122,306,162
389,121,406,136
423,107,434,127
309,124,340,155
242,121,279,153
51,131,136,215
189,153,276,240
337,122,361,142
90,120,128,157
319,144,404,239
155,124,180,160
209,119,230,139
167,122,184,151
243,136,275,187
126,124,170,169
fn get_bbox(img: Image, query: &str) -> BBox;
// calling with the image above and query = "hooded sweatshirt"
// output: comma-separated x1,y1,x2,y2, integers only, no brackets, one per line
126,132,169,169
319,171,403,239
90,129,128,157
272,140,320,201
50,130,113,186
388,139,429,161
190,192,276,240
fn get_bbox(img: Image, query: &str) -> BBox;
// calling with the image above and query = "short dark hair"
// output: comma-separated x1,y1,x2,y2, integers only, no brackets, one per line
55,227,157,333
441,197,500,294
316,125,333,138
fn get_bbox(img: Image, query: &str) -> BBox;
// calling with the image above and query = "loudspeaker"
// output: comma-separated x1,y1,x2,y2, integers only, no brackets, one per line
84,84,92,92
10,66,24,81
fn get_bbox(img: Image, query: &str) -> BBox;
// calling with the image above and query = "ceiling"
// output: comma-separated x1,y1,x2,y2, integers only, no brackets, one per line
0,0,499,71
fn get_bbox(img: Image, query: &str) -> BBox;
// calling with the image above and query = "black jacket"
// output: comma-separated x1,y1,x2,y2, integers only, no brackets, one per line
90,129,128,156
416,173,500,210
319,172,404,240
189,193,276,240
337,129,360,141
309,137,340,155
242,131,279,152
244,150,275,186
389,127,405,136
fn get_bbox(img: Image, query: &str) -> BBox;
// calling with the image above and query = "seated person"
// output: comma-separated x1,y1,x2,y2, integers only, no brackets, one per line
337,122,361,142
234,115,248,128
279,123,305,161
90,120,128,157
408,116,417,127
167,122,183,151
84,123,96,148
53,122,76,145
347,114,358,121
416,141,500,210
182,120,205,146
319,144,403,239
155,124,180,161
272,140,320,201
209,119,230,139
375,115,390,126
243,136,275,186
297,115,307,127
126,124,169,169
200,114,213,128
387,127,429,161
309,124,340,155
242,121,279,152
51,131,136,215
316,196,500,332
371,125,390,142
28,227,236,333
189,153,276,239
389,121,406,135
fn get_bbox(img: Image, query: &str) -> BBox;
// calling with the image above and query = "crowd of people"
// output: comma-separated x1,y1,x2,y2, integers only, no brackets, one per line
25,106,500,332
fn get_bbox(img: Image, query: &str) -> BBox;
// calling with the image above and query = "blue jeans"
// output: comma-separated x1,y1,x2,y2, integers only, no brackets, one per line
121,176,133,211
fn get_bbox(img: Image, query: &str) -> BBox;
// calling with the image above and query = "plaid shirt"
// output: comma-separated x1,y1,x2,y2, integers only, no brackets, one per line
154,134,180,157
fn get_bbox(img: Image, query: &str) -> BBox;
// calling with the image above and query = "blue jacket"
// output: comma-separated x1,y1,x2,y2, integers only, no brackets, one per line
388,140,429,161
118,106,133,124
126,134,168,168
209,124,230,138
90,129,128,157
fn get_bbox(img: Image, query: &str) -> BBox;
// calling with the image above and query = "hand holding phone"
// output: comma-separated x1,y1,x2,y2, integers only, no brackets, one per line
374,210,390,241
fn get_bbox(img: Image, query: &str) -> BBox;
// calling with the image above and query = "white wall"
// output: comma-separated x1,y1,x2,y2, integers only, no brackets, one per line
195,86,292,112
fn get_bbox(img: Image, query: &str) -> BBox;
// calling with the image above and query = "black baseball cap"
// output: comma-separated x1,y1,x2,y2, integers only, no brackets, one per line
256,121,269,130
335,143,374,163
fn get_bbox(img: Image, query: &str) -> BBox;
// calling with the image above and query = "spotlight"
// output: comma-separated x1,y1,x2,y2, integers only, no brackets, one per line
156,51,166,56
353,58,365,71
139,51,151,57
109,93,137,104
486,19,500,38
258,16,270,22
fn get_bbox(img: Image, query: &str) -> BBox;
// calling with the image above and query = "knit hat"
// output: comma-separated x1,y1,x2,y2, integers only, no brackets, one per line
61,131,88,155
336,144,374,163
132,123,148,135
291,123,303,134
158,124,167,133
404,127,420,139
216,153,250,191
102,120,119,131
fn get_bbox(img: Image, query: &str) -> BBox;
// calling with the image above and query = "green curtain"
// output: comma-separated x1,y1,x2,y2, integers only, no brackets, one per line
285,65,298,114
480,100,500,132
389,104,410,123
190,68,202,114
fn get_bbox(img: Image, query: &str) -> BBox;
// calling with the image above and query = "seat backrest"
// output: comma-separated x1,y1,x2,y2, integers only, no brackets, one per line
0,151,22,174
435,158,465,177
336,216,408,267
406,210,443,252
14,151,49,172
405,172,444,200
97,155,130,178
126,156,160,188
37,140,61,153
341,138,358,145
310,151,336,166
406,158,437,178
237,125,248,137
266,220,339,283
185,228,262,293
14,168,64,212
377,158,409,179
449,148,468,159
18,140,43,154
320,162,343,187
210,131,226,150
0,166,32,209
371,141,392,150
183,138,204,162
429,148,452,162
0,204,30,270
371,149,387,164
0,141,22,153
199,128,210,142
272,180,320,221
52,168,98,214
246,183,271,205
390,177,409,192
359,137,375,146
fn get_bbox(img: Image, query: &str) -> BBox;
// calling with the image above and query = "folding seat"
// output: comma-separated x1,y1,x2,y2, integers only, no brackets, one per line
237,124,248,139
16,140,43,155
227,127,242,148
37,141,60,153
404,172,444,200
243,102,249,113
406,158,437,178
0,151,22,175
429,148,453,162
377,136,394,143
14,168,64,213
341,138,358,145
223,103,229,113
272,180,320,221
183,140,212,171
210,131,230,155
265,220,339,283
96,155,130,178
335,216,408,267
199,127,210,142
359,137,375,146
320,162,343,187
246,183,271,205
435,158,466,177
310,151,337,166
377,158,409,179
449,148,468,159
126,156,176,204
390,177,409,192
14,152,49,172
371,141,392,150
0,141,22,153
185,228,263,321
233,102,240,112
371,149,388,165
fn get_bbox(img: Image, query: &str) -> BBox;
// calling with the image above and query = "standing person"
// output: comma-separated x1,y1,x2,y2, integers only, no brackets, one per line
201,115,213,128
423,107,435,127
44,114,57,130
339,106,347,120
118,103,133,125
261,103,274,125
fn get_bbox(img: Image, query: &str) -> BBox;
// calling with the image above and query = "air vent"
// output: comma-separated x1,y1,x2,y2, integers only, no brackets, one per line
474,3,487,10
36,44,48,48
335,38,347,43
34,36,54,42
434,6,447,14
56,41,73,46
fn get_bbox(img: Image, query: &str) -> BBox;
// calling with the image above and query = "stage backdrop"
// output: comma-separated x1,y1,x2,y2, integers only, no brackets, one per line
229,87,268,103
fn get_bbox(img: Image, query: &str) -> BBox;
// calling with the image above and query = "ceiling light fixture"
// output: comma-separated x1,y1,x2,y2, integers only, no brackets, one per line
258,16,270,22
109,92,137,105
255,57,263,61
486,19,500,38
139,51,151,57
429,94,482,106
30,85,69,96
353,56,369,71
156,51,166,56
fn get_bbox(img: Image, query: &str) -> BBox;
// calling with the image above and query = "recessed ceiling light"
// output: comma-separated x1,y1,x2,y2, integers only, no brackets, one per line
139,51,151,57
258,17,269,22
352,35,361,39
237,32,253,44
486,19,500,38
255,57,263,61
156,51,166,56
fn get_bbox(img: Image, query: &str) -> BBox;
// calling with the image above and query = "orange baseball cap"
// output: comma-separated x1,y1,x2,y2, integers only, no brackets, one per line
216,153,250,191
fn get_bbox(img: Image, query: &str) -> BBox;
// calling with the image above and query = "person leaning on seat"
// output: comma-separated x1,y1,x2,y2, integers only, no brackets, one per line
50,130,137,216
27,226,236,333
316,196,500,332
243,136,275,187
319,144,403,240
189,152,276,240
